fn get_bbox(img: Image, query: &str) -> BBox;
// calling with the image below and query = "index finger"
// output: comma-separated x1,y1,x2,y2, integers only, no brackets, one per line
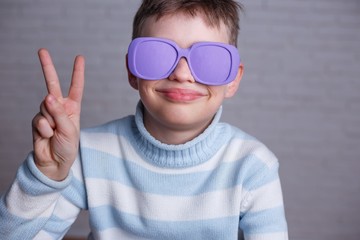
38,48,63,98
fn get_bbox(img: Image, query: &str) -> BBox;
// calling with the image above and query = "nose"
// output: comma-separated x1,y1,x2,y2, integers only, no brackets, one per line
168,58,196,83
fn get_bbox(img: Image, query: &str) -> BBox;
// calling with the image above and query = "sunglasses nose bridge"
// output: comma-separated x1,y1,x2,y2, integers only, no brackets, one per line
176,47,190,63
176,47,194,73
168,48,195,83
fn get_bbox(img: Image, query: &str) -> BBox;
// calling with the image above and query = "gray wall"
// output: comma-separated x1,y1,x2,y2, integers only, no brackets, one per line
1,0,359,239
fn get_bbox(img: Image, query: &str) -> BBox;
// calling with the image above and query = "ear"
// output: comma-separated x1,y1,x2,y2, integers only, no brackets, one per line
126,54,139,90
225,63,244,98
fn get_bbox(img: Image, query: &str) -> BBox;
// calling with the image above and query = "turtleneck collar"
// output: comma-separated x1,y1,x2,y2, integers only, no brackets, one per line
129,102,231,168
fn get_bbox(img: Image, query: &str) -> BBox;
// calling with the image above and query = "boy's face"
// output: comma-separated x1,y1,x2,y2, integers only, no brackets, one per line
127,12,243,144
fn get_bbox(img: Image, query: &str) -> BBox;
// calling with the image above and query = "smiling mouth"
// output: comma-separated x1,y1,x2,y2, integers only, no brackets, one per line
156,88,207,102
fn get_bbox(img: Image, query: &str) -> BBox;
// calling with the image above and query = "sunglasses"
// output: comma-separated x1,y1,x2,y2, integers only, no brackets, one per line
127,37,240,86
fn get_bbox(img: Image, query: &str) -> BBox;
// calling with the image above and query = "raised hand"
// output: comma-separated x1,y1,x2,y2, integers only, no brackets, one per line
32,49,85,181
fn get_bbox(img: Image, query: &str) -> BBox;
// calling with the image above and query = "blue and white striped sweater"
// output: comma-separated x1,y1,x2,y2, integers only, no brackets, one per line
0,105,288,239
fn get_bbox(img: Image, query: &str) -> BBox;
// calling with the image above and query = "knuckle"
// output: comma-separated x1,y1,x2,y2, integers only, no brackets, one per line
32,114,41,128
32,115,47,130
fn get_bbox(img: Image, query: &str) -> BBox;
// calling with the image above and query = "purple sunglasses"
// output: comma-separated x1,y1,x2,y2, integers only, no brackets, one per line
127,37,240,86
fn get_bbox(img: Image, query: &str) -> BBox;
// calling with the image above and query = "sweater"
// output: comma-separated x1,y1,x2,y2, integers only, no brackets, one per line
0,103,288,240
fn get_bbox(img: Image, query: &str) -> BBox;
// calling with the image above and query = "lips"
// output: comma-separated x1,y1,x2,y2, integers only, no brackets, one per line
156,88,207,102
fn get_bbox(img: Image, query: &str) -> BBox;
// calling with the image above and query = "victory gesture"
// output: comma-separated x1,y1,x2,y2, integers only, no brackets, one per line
32,49,85,181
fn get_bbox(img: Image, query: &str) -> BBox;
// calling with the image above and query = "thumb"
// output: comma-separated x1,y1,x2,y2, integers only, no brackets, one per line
44,94,77,137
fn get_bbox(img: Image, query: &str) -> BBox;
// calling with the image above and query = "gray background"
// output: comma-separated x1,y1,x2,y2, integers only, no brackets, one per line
1,0,359,239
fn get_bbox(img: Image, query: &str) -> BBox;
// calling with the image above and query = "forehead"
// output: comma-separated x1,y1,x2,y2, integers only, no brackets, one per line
140,12,230,47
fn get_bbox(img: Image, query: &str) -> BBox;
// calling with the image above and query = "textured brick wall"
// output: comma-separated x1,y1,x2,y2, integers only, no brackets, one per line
0,0,359,239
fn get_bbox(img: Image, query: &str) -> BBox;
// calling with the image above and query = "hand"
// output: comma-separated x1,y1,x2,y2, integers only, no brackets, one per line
32,49,85,181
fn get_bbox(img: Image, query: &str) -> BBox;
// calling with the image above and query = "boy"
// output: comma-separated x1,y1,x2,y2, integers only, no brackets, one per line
0,0,288,239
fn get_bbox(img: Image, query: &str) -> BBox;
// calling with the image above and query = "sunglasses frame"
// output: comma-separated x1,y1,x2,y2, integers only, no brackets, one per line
127,37,240,86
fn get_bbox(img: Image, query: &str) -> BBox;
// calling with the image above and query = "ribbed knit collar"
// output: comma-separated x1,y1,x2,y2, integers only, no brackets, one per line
131,102,231,168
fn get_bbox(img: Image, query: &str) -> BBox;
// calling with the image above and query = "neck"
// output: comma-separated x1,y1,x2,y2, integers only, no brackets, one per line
132,102,228,168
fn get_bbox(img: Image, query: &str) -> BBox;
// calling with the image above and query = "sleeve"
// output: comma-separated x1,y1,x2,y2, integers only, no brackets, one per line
239,148,288,240
0,153,87,240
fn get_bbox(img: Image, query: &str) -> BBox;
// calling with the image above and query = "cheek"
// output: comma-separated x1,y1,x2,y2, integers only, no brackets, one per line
208,86,228,99
137,79,153,91
137,80,158,100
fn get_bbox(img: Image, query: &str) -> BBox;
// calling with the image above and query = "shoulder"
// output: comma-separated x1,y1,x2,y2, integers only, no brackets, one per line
220,122,279,169
225,124,282,194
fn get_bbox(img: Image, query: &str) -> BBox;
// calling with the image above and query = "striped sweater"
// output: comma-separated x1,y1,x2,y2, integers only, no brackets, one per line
0,103,288,240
